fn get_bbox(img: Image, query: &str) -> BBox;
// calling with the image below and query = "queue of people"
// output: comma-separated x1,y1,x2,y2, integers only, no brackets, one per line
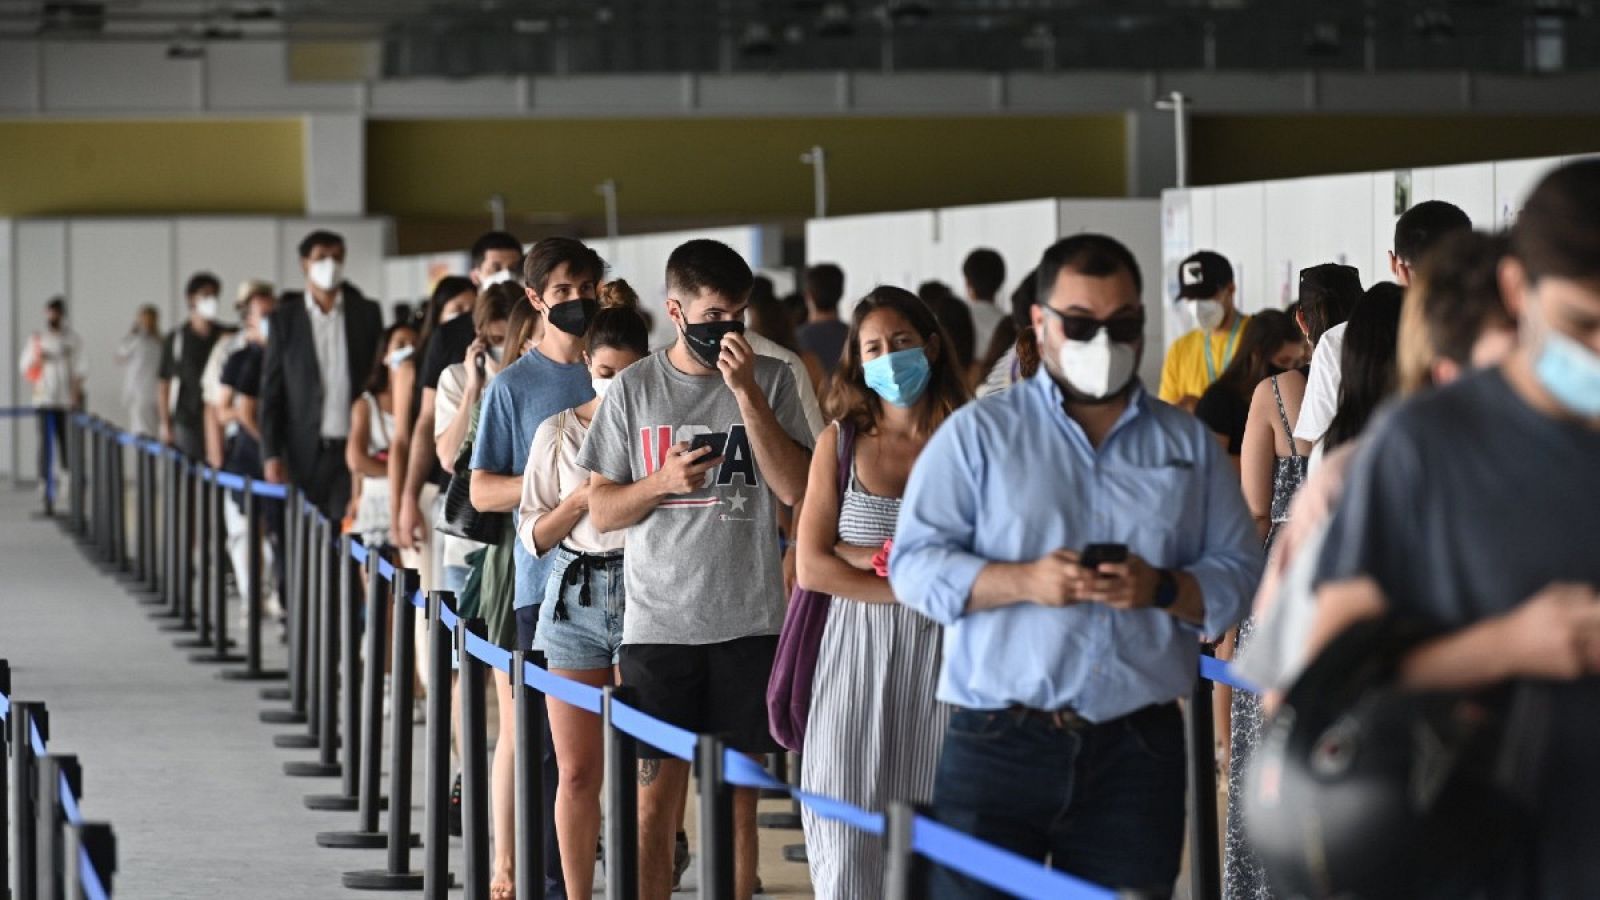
49,157,1599,900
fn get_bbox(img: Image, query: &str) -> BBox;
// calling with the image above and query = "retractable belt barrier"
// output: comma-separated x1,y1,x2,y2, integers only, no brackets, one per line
0,661,118,900
46,410,1264,900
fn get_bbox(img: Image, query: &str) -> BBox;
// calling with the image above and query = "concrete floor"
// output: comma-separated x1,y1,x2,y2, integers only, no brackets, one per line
0,486,813,900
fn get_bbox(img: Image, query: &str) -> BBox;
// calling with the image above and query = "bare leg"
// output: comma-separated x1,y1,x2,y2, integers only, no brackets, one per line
547,667,613,900
490,669,517,899
638,758,692,900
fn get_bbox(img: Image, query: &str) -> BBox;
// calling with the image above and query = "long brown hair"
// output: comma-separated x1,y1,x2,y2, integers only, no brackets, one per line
823,286,970,438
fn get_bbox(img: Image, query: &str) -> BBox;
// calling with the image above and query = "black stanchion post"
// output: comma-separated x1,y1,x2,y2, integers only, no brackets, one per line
159,462,196,633
0,658,9,890
696,734,735,900
881,801,926,900
142,448,160,594
317,552,404,844
343,571,427,891
292,533,355,781
602,686,639,900
37,753,82,900
220,482,285,682
418,590,455,898
10,700,47,900
193,476,244,665
87,423,103,553
176,473,215,648
273,515,324,742
458,616,490,899
132,439,148,585
113,435,129,573
67,417,85,533
63,821,116,900
511,651,547,900
1188,650,1223,900
260,488,303,703
263,503,312,727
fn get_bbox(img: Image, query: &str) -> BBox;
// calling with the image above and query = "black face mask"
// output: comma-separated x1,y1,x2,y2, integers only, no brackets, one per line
546,297,599,337
682,317,745,369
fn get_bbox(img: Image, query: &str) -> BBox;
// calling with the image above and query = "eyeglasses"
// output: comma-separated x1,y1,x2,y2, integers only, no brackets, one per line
1041,305,1146,343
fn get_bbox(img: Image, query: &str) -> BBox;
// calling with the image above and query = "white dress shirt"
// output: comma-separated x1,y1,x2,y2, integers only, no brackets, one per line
1293,321,1346,444
965,298,1008,358
306,290,351,440
745,330,824,439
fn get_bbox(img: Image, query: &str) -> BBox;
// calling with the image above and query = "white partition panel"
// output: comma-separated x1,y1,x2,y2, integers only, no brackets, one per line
932,199,1061,301
806,210,939,319
1263,173,1376,308
68,220,176,432
1056,200,1164,387
175,218,283,324
1494,156,1566,229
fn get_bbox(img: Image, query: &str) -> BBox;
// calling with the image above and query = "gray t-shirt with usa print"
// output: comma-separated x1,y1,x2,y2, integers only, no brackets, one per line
577,349,814,646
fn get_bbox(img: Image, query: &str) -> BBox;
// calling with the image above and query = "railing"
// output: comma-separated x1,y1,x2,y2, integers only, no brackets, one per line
37,409,1259,900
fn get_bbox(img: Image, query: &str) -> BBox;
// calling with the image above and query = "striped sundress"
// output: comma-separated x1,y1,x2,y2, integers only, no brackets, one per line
800,458,950,900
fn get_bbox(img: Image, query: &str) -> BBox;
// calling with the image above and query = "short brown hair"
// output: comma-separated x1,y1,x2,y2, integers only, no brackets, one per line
1512,158,1600,284
522,236,605,296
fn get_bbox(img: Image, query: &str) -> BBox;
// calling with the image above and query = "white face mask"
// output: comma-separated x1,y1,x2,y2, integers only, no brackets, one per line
308,258,343,292
194,296,219,321
481,268,515,287
386,345,415,368
591,376,613,399
1056,329,1137,401
1182,299,1225,331
257,318,270,342
487,344,505,364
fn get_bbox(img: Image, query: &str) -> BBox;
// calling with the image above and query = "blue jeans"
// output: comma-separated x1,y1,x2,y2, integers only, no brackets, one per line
930,703,1187,899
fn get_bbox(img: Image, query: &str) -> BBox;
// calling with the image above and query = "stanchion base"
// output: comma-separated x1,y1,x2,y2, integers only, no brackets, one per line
190,651,246,665
156,620,196,633
135,592,166,605
260,709,307,725
758,812,802,830
283,760,342,777
341,870,426,891
218,668,287,682
172,636,216,648
148,608,182,619
305,794,388,812
260,687,292,700
273,733,319,749
316,830,416,850
782,843,808,864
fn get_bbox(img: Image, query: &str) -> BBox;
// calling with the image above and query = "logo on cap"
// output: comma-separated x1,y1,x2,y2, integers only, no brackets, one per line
1183,261,1205,285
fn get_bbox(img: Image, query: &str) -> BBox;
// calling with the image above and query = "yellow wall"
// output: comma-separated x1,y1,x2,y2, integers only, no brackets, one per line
1192,114,1600,185
0,119,304,216
366,116,1128,220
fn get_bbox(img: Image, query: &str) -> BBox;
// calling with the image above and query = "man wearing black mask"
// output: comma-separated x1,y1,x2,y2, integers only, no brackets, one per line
581,239,813,900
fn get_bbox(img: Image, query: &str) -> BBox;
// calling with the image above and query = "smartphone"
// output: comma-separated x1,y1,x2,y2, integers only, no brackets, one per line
1080,543,1129,570
474,352,487,377
688,431,729,459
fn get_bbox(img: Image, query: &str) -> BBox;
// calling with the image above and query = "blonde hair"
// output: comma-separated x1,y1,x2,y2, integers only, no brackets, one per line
1397,279,1434,397
236,279,275,311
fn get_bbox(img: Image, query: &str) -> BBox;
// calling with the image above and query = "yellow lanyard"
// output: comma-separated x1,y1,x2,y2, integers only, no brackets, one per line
1204,315,1244,383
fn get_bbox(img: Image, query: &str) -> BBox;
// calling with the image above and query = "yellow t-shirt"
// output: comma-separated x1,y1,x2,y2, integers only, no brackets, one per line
1157,314,1251,405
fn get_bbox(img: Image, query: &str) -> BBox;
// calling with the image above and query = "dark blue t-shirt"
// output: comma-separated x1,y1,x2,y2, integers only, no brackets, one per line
469,348,594,611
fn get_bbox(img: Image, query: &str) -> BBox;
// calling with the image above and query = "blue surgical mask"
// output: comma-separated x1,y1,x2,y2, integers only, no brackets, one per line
863,347,932,408
1534,330,1600,417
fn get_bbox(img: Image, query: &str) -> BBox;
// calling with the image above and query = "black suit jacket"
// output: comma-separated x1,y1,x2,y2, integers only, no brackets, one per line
259,284,384,487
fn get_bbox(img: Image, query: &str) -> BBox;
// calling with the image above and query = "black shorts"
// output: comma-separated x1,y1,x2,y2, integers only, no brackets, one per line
619,636,781,761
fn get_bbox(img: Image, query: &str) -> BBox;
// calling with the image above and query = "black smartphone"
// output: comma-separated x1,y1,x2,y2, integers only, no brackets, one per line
688,431,729,459
474,352,487,376
1080,543,1129,570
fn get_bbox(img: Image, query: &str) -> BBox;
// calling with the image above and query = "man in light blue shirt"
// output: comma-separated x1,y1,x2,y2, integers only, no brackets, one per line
891,233,1261,898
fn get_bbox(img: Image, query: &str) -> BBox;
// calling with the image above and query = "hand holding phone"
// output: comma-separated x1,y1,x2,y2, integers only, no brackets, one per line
688,431,729,460
1079,543,1129,572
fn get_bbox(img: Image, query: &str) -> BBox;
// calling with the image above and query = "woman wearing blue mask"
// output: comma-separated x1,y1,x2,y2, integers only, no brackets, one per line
795,286,970,898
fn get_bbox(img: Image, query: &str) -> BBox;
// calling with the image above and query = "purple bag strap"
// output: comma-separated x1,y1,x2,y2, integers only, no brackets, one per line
835,419,856,497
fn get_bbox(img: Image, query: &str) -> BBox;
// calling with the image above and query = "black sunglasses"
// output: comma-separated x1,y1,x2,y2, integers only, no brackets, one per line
1041,305,1146,343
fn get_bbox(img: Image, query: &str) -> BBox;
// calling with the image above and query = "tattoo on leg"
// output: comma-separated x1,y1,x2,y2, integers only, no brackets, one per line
639,758,661,787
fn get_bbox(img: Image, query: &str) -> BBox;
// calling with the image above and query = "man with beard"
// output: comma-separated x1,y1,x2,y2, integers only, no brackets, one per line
891,233,1262,899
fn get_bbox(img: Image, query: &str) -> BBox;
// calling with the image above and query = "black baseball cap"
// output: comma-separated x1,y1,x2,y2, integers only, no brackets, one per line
1297,264,1363,306
1176,251,1234,300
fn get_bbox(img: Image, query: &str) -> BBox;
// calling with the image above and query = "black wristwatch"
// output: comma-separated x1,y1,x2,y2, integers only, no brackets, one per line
1153,568,1179,610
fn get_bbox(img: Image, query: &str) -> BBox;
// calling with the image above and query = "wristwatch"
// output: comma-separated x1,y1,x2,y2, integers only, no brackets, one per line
1153,568,1179,609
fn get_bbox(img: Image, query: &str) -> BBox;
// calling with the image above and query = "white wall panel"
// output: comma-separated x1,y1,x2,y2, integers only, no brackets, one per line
1263,173,1375,311
1058,200,1163,387
0,220,14,478
368,78,522,114
42,42,198,111
806,211,939,321
934,199,1059,300
601,225,778,350
1428,163,1496,233
67,221,175,433
1493,156,1565,229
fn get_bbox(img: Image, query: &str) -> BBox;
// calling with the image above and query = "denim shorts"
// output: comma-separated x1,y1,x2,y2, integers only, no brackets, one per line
534,545,625,671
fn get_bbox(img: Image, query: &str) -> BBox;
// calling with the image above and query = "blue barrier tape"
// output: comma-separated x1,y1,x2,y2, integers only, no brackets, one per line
115,432,138,447
350,541,369,564
60,771,83,826
1200,654,1259,693
31,720,47,756
376,556,396,582
612,699,698,762
913,816,1119,900
80,845,110,900
520,659,603,715
0,690,8,719
721,752,888,836
464,630,512,674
